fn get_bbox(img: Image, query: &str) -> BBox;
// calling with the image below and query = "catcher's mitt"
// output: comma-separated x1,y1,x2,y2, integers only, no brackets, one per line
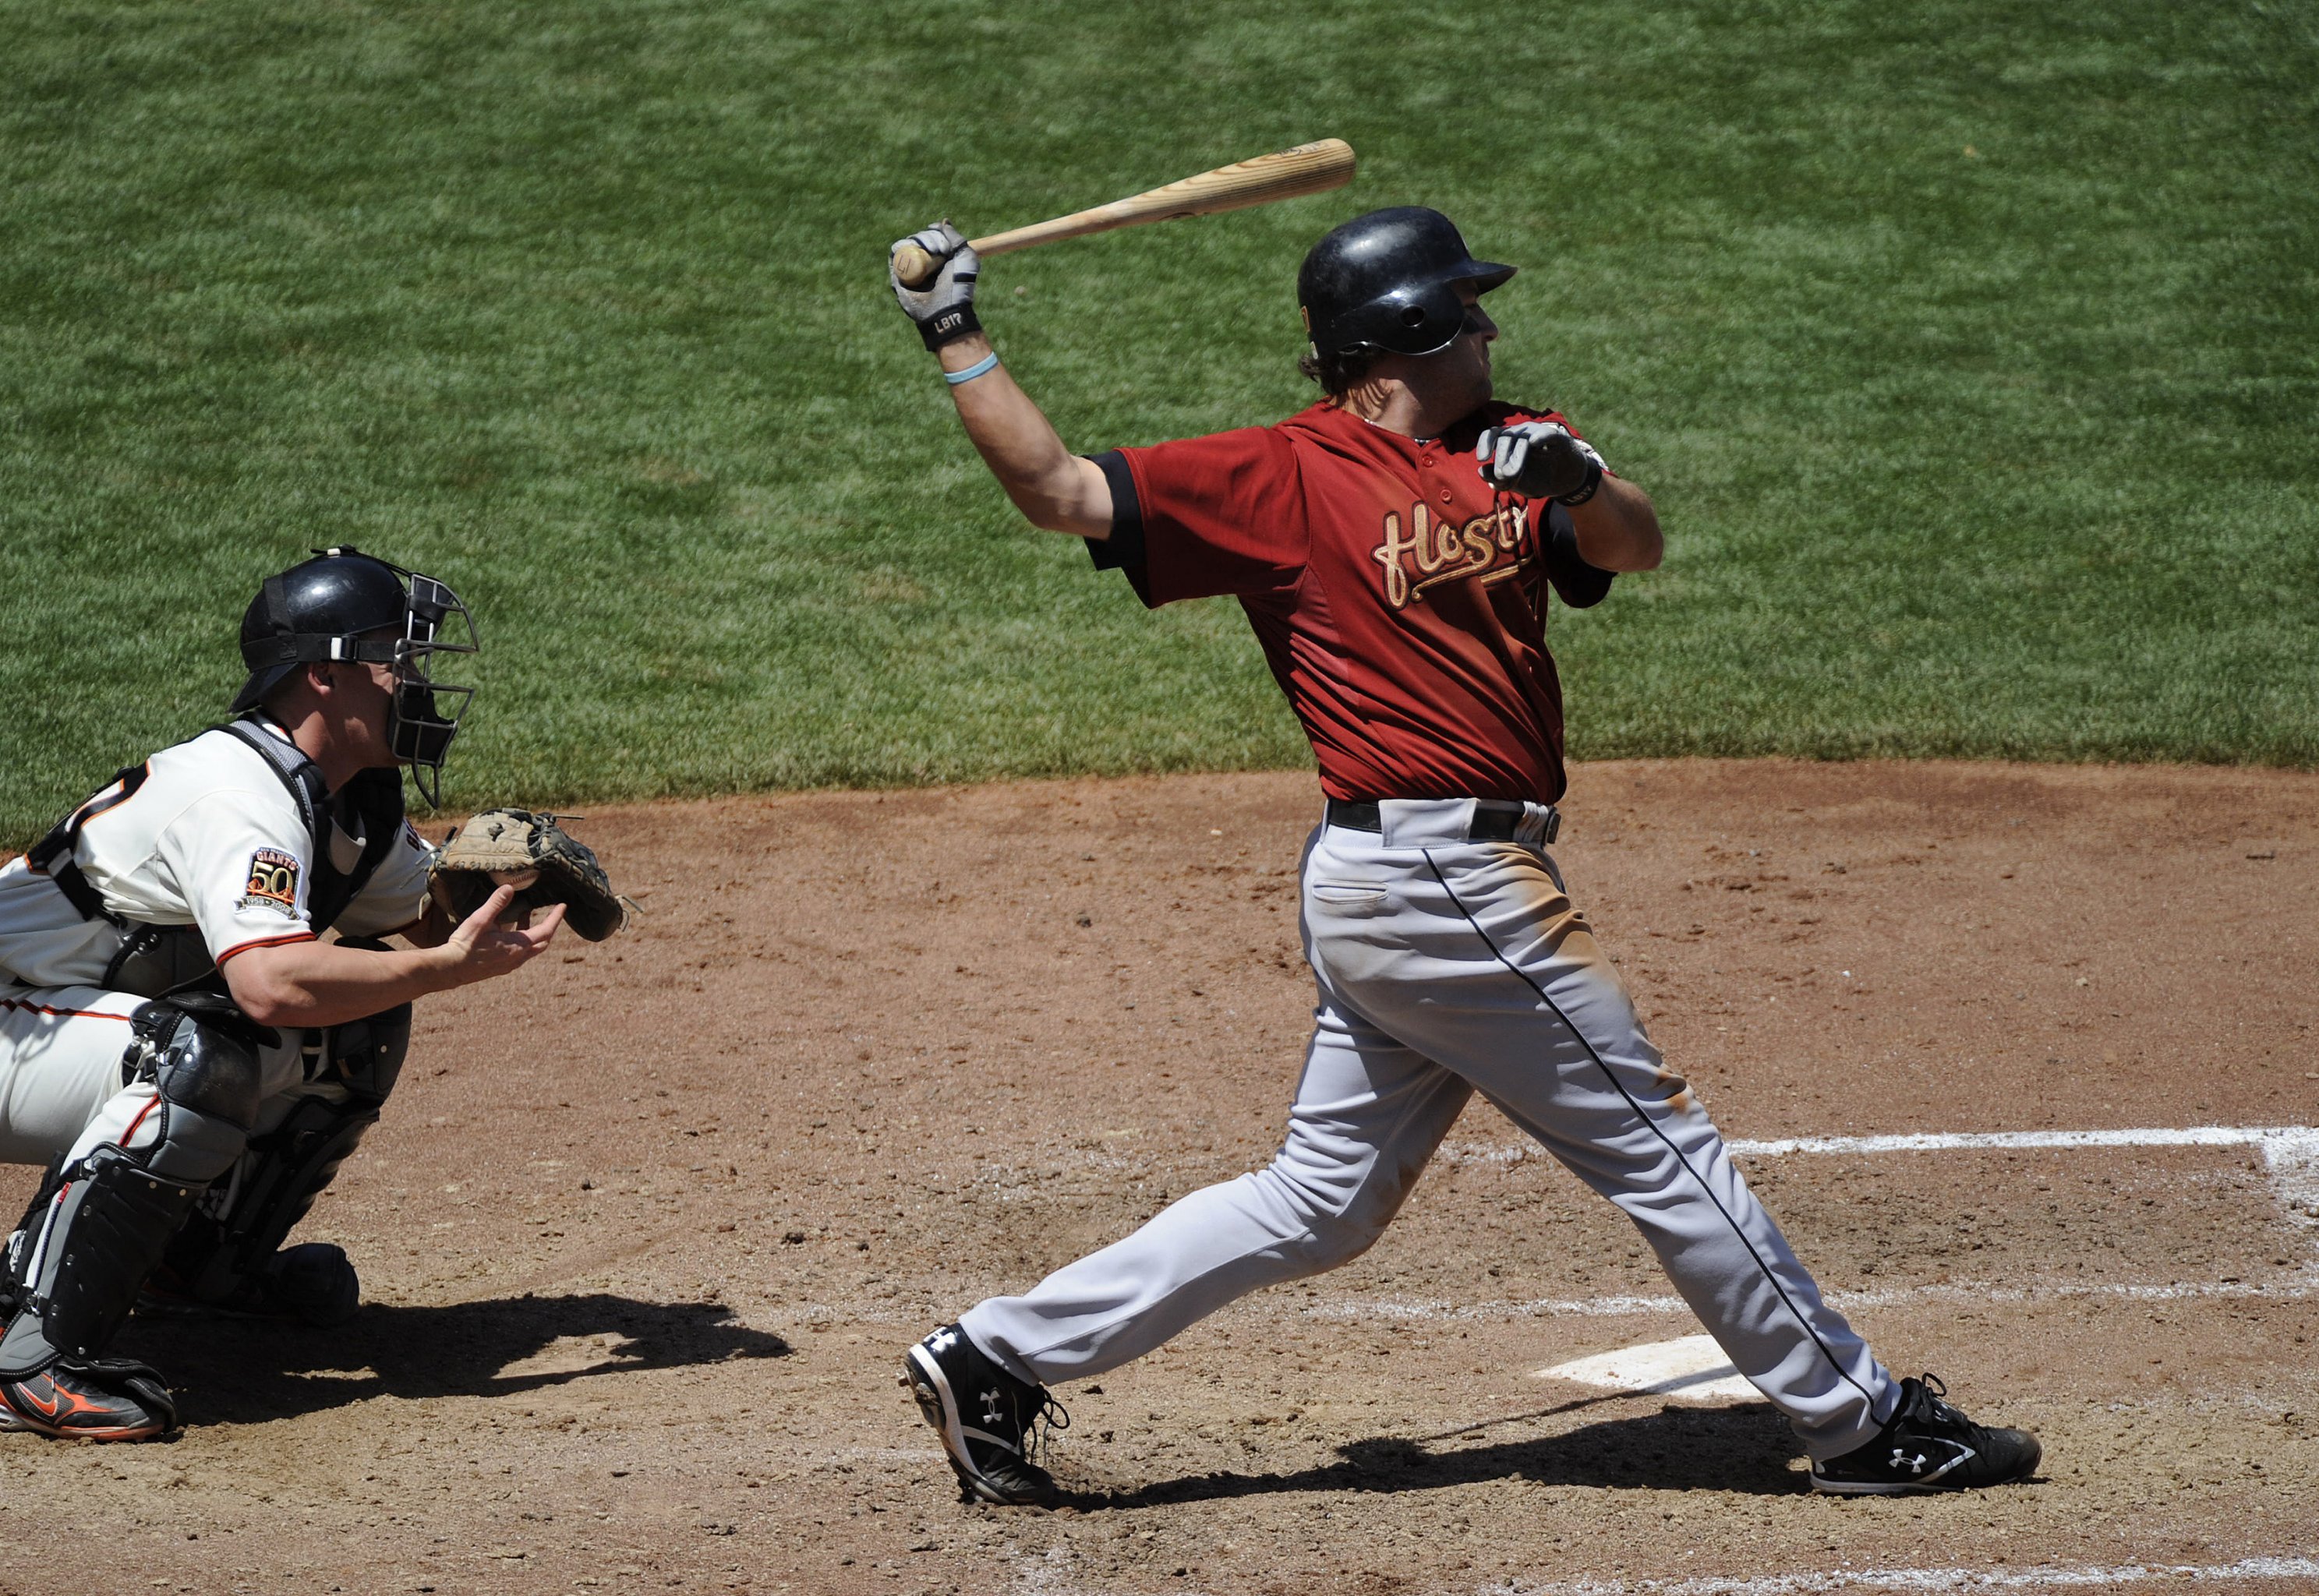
428,809,631,942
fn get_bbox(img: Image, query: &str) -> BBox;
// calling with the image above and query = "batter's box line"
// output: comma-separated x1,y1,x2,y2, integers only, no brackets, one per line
1445,1124,2319,1223
1725,1124,2319,1227
1294,1272,2319,1324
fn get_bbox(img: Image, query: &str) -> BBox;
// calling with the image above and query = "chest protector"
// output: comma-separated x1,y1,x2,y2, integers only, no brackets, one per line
23,718,408,999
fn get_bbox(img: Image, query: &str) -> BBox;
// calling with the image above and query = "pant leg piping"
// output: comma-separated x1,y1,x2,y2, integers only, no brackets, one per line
1421,848,1881,1414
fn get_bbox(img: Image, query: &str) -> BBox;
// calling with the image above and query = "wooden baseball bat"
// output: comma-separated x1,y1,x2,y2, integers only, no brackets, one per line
891,138,1356,289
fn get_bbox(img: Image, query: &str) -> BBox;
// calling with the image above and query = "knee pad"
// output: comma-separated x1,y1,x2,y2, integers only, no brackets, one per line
309,999,409,1105
295,945,407,1104
122,996,268,1182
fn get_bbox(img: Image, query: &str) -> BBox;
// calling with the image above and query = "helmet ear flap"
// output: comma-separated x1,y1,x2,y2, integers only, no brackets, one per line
1362,279,1470,357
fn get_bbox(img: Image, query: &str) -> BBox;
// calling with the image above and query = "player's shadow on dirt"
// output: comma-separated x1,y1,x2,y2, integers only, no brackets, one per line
1069,1398,1807,1505
115,1292,790,1425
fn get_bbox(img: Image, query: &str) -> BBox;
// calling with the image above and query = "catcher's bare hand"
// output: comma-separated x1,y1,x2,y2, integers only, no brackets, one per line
431,884,564,988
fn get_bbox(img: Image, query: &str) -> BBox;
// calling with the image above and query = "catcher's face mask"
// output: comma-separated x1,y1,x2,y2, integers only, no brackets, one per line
238,546,479,807
382,567,477,809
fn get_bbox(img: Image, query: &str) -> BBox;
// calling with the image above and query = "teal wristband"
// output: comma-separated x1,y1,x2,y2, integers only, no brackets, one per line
944,351,1000,387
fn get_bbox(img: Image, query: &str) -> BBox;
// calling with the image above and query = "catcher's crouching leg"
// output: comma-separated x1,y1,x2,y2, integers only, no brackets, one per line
147,994,408,1328
0,996,268,1439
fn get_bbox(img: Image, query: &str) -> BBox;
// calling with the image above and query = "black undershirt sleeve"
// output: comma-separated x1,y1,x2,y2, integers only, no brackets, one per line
1080,451,1153,605
1542,503,1617,609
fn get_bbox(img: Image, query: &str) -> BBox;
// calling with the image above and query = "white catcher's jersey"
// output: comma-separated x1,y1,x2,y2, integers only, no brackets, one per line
0,719,430,990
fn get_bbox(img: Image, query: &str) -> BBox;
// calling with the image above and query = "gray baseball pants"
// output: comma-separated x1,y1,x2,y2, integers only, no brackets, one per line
961,799,1898,1462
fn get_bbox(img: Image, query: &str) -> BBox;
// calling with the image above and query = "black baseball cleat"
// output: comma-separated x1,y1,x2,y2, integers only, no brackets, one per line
903,1323,1069,1506
1810,1373,2041,1494
0,1356,179,1442
141,1242,361,1328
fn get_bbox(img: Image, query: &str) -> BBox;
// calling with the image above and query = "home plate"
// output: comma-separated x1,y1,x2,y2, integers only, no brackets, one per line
1533,1334,1761,1402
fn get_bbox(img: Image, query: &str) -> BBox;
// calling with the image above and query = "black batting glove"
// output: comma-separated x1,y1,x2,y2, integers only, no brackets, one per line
888,222,982,351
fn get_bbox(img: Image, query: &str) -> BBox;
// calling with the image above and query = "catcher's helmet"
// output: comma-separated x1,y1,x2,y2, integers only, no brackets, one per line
232,547,478,805
1297,207,1515,359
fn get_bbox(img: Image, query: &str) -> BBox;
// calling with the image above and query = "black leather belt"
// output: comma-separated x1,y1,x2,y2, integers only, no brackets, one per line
1324,798,1559,845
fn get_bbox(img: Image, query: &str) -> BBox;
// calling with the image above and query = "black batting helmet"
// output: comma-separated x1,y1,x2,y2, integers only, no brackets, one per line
1297,207,1516,359
232,547,479,805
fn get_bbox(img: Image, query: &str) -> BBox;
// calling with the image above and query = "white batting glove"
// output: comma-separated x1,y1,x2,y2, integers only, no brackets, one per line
1476,420,1606,504
888,221,982,350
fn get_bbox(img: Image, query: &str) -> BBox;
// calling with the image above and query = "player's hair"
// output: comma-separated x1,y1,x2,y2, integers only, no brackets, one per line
1298,344,1380,399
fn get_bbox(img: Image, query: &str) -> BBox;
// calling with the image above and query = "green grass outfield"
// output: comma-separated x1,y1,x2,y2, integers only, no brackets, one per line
5,1,2315,843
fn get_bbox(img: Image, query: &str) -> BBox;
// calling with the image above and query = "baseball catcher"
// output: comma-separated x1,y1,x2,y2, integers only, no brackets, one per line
887,207,2041,1502
0,548,585,1439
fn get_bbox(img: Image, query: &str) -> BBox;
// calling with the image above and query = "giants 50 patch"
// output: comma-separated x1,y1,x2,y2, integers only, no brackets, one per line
240,848,302,916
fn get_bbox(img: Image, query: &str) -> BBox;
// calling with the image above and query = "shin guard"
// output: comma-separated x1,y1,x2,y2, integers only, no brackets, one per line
156,1001,406,1308
29,1147,202,1361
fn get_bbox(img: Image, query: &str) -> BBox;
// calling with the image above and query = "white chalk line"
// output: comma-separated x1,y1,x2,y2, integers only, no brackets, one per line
1444,1124,2319,1222
1443,1123,2314,1160
1297,1272,2319,1323
1470,1555,2319,1594
1723,1125,2317,1160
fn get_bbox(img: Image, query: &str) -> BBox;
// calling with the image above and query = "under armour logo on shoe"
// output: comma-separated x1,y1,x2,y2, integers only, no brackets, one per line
928,1327,960,1354
1892,1449,1928,1474
980,1387,1005,1425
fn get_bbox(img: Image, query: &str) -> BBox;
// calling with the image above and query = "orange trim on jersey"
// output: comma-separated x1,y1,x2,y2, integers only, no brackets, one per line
0,997,136,1023
214,930,318,965
118,1096,161,1148
35,763,156,873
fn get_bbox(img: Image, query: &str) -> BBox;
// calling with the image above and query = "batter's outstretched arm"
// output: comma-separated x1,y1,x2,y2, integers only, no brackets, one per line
935,332,1115,541
887,222,1112,540
1568,475,1662,572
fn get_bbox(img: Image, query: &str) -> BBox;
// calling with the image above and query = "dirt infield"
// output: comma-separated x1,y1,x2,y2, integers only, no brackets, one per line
5,758,2316,1594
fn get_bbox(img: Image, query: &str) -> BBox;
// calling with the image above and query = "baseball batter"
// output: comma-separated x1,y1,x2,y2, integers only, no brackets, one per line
0,549,560,1439
887,207,2041,1502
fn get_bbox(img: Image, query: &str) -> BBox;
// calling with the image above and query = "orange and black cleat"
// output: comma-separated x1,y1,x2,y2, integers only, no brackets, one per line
0,1357,177,1442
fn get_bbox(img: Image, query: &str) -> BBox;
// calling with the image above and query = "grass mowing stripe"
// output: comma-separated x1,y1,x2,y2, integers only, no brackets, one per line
4,1,2315,843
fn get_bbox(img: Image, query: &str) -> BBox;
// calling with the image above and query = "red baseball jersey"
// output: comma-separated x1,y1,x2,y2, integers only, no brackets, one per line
1089,399,1613,804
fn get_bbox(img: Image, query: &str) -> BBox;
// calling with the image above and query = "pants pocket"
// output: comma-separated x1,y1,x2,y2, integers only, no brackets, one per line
1310,882,1391,916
